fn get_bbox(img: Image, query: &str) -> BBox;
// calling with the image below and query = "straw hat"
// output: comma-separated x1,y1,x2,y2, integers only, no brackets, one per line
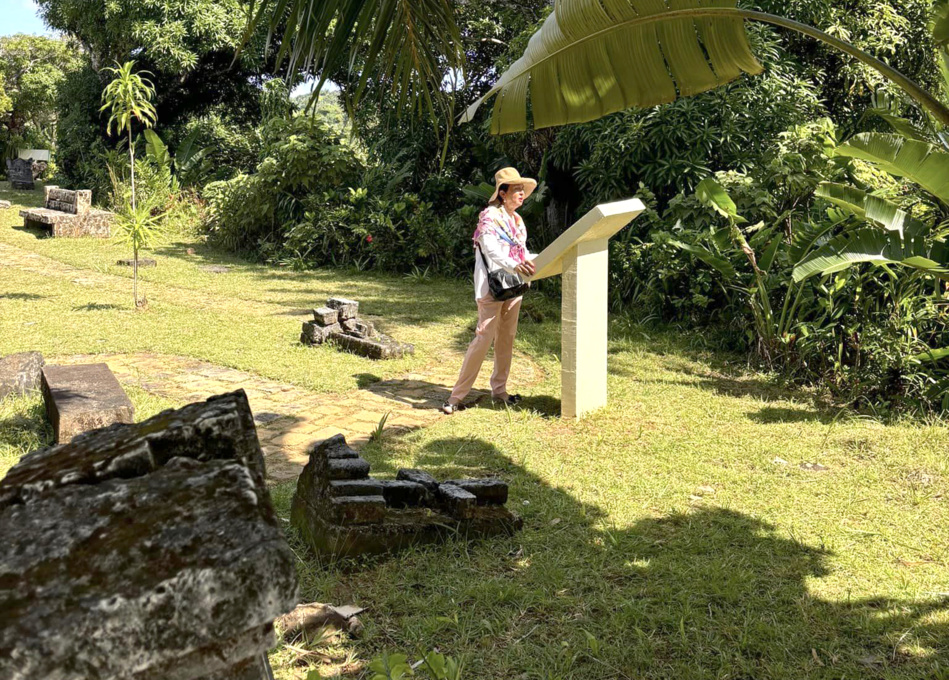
489,167,537,203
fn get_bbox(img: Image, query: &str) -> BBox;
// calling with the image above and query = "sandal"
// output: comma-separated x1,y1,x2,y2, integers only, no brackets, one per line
441,401,461,415
493,394,523,406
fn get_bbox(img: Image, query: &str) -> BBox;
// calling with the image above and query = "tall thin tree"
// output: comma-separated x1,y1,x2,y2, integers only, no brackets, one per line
101,61,158,308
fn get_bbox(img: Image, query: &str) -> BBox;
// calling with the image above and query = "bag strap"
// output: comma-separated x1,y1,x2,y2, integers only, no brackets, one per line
476,243,493,273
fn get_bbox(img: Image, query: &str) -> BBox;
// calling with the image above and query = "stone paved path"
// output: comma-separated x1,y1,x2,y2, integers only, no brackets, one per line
57,352,543,482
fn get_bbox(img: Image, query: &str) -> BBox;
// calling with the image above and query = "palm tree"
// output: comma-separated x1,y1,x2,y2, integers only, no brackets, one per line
461,0,949,134
100,61,158,308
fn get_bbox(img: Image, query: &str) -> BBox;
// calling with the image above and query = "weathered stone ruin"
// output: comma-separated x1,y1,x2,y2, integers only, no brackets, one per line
0,391,298,680
6,158,34,190
301,296,415,359
0,200,11,209
42,363,135,443
19,185,114,238
291,434,522,557
0,351,44,400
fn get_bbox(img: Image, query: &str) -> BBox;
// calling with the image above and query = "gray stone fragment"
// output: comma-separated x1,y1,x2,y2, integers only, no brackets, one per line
41,363,134,443
116,258,157,268
396,468,439,493
379,479,430,508
330,332,414,360
326,297,359,320
437,483,477,519
329,479,384,497
301,321,341,345
0,351,44,400
446,478,509,506
309,434,359,460
331,495,386,524
312,306,339,325
0,390,298,680
0,200,11,209
200,265,230,274
341,317,359,333
353,320,375,338
328,457,371,480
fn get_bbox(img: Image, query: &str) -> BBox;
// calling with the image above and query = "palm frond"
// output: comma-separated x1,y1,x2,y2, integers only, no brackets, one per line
251,0,461,116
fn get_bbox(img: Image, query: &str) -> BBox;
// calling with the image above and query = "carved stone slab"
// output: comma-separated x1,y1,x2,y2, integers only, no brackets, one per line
41,363,134,443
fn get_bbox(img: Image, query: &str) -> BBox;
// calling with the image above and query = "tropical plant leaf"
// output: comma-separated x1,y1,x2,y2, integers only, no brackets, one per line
696,177,741,220
814,182,868,218
758,233,782,273
911,346,949,363
792,228,949,282
143,129,171,169
670,239,737,279
815,182,928,237
461,0,762,134
833,133,949,203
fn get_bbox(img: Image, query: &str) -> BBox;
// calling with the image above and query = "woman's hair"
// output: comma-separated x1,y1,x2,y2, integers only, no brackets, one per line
490,183,510,207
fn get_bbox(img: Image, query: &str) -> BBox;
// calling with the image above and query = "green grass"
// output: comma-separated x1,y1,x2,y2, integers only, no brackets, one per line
2,181,948,679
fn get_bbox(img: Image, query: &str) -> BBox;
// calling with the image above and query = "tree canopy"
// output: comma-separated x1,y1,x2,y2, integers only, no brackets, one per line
0,34,81,157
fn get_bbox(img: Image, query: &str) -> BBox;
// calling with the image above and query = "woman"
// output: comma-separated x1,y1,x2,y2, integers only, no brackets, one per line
442,167,537,415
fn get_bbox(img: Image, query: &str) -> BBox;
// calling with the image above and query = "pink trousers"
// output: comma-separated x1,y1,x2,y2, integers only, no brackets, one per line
448,295,523,405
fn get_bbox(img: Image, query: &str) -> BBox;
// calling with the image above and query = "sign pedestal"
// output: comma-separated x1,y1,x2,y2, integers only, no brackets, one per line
529,199,644,418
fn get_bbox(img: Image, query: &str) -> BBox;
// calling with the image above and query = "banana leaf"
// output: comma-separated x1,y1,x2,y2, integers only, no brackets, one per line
833,133,949,203
792,228,949,282
143,129,171,170
461,0,762,134
670,240,737,279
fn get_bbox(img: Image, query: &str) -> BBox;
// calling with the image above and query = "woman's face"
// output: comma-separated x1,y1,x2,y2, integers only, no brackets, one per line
502,184,526,209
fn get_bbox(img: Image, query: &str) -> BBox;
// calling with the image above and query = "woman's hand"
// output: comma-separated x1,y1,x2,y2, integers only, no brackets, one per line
515,260,536,277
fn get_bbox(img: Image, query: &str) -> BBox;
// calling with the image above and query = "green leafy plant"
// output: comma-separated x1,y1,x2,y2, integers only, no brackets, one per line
100,61,158,308
369,411,391,442
143,128,209,190
367,651,464,680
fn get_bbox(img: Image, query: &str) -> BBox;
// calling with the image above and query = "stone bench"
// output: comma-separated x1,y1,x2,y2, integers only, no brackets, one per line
41,363,134,443
20,185,114,238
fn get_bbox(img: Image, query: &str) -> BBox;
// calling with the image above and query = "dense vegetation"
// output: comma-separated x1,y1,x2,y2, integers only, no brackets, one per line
4,0,949,412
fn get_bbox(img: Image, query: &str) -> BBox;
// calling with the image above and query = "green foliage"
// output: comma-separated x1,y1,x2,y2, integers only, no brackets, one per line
0,34,82,160
366,651,464,680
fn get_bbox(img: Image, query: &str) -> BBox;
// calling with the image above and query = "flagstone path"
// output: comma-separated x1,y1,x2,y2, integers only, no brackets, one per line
56,351,543,482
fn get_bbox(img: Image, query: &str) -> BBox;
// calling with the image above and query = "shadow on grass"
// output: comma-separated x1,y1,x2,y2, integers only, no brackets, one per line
748,405,827,424
286,432,949,678
73,302,123,312
12,224,49,239
0,292,45,300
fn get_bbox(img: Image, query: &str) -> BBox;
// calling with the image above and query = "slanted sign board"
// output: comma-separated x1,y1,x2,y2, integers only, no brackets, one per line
528,199,645,418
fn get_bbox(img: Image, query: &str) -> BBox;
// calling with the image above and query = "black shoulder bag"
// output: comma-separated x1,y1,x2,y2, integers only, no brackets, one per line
478,245,529,301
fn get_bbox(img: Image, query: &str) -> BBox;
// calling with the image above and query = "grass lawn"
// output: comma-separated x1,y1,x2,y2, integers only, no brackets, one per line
1,182,947,679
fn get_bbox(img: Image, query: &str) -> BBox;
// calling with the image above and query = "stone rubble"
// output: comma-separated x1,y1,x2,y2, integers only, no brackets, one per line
300,297,414,360
291,434,522,557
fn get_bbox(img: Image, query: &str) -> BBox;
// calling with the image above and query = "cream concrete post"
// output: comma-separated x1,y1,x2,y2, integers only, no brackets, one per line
561,238,609,418
528,198,645,419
